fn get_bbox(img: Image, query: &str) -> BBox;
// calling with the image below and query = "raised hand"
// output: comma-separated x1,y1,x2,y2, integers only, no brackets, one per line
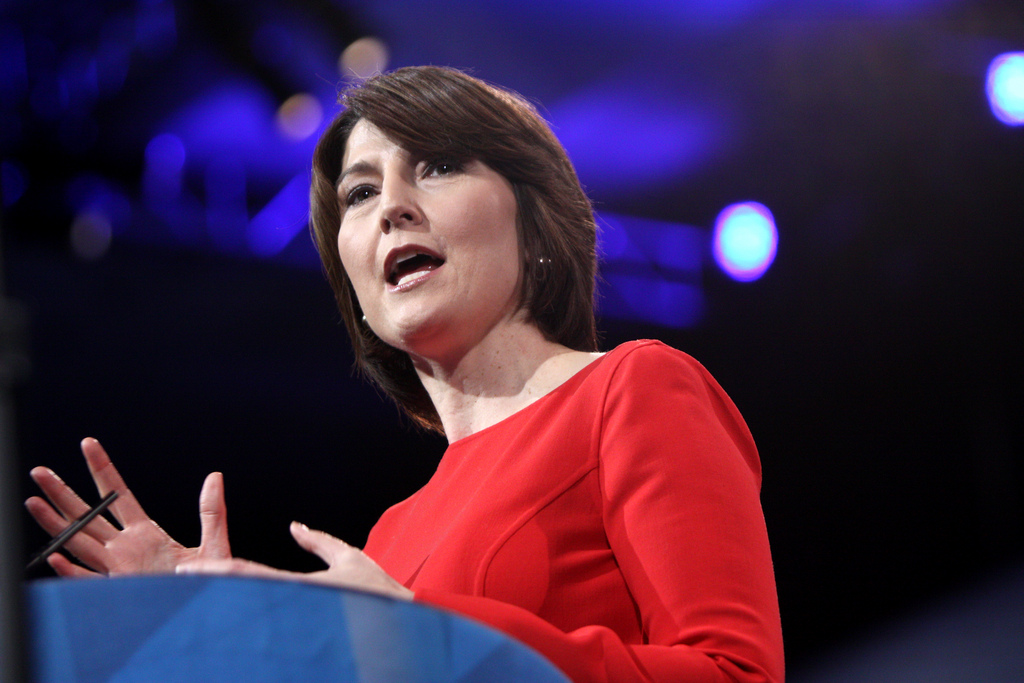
177,522,413,601
25,437,231,577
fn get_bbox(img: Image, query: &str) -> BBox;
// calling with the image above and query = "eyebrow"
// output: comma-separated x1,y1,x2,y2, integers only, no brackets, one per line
336,160,377,189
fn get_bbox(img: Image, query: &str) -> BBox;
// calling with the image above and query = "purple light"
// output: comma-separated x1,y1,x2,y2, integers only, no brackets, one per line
600,274,704,328
0,23,28,100
146,133,186,174
247,172,311,257
64,174,132,236
160,81,313,178
713,202,778,282
58,49,99,114
548,82,729,199
29,74,68,120
144,133,186,201
987,52,1024,126
134,0,177,57
205,159,248,253
96,17,132,95
596,211,705,328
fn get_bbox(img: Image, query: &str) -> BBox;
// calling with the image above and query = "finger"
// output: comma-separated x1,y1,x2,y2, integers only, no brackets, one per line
24,495,82,537
26,503,119,573
289,522,352,567
287,524,411,598
29,468,119,542
177,558,289,580
48,554,99,579
197,472,231,560
81,438,149,527
26,495,126,572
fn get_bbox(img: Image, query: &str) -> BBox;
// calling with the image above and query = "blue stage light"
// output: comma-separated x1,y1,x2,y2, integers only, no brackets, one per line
247,172,311,257
205,159,248,253
145,133,186,174
64,174,132,240
601,274,705,329
96,18,132,95
144,133,186,200
548,81,729,199
987,52,1024,126
596,212,705,328
0,23,28,99
134,0,177,58
161,82,311,177
713,202,777,282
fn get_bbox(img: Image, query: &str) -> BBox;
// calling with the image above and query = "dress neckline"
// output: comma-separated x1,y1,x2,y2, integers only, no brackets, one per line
444,343,645,448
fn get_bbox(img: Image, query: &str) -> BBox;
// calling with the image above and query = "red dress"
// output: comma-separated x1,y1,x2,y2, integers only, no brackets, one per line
364,340,784,683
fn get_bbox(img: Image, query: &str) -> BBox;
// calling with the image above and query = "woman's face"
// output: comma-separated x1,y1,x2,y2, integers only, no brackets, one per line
336,119,522,360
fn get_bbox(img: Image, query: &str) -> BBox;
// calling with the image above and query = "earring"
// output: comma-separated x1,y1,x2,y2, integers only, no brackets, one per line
536,256,551,280
361,314,368,324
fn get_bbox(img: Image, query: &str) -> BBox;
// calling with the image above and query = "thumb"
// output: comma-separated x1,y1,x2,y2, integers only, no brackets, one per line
290,522,350,567
198,472,231,559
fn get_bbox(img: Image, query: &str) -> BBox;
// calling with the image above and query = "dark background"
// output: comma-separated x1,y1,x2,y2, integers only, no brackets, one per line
3,0,1023,677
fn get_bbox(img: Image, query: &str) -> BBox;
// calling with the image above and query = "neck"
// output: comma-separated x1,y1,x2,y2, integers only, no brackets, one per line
411,320,599,443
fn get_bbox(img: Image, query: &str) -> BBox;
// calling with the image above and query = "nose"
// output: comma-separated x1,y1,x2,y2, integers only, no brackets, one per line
378,175,423,234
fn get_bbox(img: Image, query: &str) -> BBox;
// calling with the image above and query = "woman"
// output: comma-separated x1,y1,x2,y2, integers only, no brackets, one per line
27,66,784,682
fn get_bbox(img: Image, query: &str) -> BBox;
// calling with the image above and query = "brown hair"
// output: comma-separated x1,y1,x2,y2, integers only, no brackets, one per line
310,66,597,432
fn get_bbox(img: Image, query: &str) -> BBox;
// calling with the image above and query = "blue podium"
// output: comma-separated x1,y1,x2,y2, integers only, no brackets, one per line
26,576,570,682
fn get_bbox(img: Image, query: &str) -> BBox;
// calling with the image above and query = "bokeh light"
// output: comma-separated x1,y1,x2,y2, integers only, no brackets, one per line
596,212,705,328
713,202,778,282
247,172,311,257
69,210,113,261
987,52,1024,125
144,132,186,200
145,132,186,174
339,37,389,80
276,93,323,141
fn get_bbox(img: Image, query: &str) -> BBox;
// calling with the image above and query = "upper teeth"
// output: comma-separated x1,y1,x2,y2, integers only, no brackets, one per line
396,252,422,265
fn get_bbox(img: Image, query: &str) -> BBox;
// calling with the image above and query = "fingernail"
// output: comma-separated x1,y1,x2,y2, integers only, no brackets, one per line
291,521,310,532
176,564,197,574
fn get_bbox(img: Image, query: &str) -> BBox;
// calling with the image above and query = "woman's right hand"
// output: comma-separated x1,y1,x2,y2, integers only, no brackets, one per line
25,437,231,577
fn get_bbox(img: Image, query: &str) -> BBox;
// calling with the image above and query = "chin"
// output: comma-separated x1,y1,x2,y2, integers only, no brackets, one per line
381,316,450,353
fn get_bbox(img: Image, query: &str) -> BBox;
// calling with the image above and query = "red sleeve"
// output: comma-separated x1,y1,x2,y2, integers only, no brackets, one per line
417,343,784,683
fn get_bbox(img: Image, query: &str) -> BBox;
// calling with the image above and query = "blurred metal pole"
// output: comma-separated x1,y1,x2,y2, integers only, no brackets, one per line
0,203,29,682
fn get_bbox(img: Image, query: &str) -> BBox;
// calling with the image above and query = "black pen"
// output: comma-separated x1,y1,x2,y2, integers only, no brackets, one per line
26,491,118,571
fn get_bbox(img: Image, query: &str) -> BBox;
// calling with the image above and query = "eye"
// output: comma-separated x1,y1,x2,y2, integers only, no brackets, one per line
345,185,377,207
423,157,464,177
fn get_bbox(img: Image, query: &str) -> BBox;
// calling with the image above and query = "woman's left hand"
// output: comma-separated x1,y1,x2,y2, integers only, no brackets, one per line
176,522,413,601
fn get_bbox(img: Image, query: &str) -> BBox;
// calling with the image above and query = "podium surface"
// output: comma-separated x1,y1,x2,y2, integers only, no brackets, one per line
27,575,570,683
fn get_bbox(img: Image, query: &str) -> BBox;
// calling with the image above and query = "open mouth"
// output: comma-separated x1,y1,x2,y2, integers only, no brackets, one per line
388,251,445,286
